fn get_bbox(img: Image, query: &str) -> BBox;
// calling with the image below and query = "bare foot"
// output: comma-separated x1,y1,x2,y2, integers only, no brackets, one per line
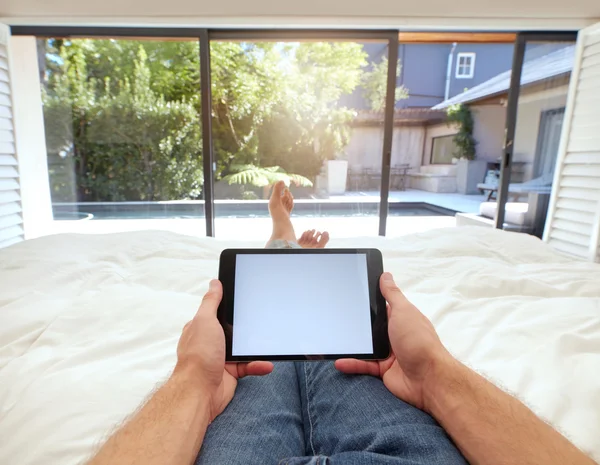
268,181,296,243
298,229,330,249
268,181,293,219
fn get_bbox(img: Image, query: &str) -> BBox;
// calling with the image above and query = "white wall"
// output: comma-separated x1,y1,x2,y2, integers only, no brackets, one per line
344,125,425,170
472,104,506,163
10,36,52,239
513,92,568,181
345,127,383,170
1,0,598,30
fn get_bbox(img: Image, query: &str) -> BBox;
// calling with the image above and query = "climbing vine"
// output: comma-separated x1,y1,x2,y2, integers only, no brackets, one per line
446,103,477,161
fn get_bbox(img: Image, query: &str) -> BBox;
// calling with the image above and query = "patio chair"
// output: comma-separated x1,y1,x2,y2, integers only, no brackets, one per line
390,164,410,191
477,173,554,201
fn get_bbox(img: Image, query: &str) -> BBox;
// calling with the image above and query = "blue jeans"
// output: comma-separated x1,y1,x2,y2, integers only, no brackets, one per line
196,362,467,464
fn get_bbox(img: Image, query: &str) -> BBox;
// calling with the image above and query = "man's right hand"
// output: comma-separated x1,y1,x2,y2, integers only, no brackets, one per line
337,272,598,465
335,272,452,411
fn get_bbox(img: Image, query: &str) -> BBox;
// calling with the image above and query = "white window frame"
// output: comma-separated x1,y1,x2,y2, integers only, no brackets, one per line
455,52,476,79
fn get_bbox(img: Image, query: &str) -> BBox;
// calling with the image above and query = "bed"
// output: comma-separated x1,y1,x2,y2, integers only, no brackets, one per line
1,226,599,464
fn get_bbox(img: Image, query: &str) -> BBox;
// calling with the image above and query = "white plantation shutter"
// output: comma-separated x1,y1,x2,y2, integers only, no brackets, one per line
0,25,22,249
544,23,600,262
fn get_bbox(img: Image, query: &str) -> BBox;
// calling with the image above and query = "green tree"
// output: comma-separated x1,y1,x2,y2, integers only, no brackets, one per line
42,38,407,201
362,57,409,111
257,42,368,179
43,41,203,202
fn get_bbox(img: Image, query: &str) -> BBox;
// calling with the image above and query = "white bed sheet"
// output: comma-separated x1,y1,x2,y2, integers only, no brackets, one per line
0,226,599,464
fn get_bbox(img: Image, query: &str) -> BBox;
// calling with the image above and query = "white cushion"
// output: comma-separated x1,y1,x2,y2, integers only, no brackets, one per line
479,202,529,225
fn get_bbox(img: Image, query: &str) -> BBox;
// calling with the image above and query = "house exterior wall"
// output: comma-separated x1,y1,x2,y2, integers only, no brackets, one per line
344,125,425,171
447,43,514,99
391,126,426,168
422,122,459,165
467,85,568,182
471,104,506,163
398,44,450,108
513,91,568,181
348,42,515,111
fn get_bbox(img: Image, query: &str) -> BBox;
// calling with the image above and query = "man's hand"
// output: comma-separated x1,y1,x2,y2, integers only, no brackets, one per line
174,279,273,421
87,279,274,465
335,272,452,411
336,272,598,465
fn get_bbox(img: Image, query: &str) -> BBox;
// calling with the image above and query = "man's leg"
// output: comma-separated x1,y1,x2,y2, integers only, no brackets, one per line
199,183,340,464
294,361,467,465
196,362,304,464
267,180,297,246
267,181,329,249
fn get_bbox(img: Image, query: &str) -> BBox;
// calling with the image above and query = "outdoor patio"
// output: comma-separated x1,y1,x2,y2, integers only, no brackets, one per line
42,189,487,241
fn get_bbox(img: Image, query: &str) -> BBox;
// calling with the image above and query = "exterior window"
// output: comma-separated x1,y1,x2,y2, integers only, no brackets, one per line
431,135,458,164
456,52,476,79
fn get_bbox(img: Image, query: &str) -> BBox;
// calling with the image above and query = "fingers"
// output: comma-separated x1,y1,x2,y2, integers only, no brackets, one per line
232,361,274,378
379,272,409,311
335,359,381,377
196,279,223,318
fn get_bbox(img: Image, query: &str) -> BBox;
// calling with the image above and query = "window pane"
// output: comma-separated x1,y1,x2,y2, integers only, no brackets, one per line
388,38,517,237
501,40,576,238
210,40,386,239
38,37,204,237
431,135,457,164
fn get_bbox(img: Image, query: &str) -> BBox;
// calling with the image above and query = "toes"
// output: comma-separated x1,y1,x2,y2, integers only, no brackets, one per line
271,181,285,199
283,189,294,211
299,231,308,243
285,189,294,203
317,231,329,248
314,232,322,245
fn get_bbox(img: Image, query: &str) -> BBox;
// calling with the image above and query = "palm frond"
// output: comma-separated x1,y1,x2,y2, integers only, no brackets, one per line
222,164,313,188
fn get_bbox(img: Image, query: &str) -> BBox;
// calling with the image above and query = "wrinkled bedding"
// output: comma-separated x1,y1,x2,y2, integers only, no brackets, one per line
0,226,599,464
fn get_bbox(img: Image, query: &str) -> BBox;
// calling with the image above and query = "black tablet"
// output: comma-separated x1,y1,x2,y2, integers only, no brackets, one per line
217,248,389,362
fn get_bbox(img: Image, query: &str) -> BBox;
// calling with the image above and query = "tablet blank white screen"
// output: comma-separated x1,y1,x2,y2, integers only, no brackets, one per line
232,253,373,356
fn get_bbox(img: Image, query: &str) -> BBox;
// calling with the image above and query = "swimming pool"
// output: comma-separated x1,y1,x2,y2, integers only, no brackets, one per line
53,201,453,220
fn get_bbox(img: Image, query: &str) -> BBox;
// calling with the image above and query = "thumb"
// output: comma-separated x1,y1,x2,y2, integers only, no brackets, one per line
379,272,408,310
196,279,223,318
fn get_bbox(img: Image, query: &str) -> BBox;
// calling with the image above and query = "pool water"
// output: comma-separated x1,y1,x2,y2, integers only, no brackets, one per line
54,204,449,221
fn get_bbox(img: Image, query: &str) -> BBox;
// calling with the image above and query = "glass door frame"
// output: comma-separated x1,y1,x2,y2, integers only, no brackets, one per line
495,31,578,230
13,26,581,238
208,29,400,237
12,26,399,237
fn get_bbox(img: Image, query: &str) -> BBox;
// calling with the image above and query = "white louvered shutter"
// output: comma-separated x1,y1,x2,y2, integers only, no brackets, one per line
0,25,22,249
544,23,600,262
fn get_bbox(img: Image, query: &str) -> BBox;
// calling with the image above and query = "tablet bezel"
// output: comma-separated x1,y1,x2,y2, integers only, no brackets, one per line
217,248,389,362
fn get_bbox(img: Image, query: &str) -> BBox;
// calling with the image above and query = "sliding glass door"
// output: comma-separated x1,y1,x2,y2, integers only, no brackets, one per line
207,32,396,240
15,28,398,240
496,32,577,237
12,27,577,242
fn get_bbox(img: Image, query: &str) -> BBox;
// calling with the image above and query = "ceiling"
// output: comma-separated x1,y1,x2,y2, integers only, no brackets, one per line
1,0,599,30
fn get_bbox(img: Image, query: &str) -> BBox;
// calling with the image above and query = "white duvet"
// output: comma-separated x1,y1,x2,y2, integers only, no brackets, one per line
0,226,599,464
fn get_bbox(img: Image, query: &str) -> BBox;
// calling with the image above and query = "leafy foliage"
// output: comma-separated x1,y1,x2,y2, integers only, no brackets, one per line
446,103,477,160
362,57,409,112
44,40,203,202
222,165,313,188
42,39,404,201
